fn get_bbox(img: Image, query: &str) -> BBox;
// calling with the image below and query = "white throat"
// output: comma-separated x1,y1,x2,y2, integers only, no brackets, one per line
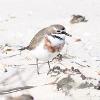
46,34,65,46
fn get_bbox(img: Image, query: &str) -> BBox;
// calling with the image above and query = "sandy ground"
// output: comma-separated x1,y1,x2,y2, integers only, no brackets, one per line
0,0,100,100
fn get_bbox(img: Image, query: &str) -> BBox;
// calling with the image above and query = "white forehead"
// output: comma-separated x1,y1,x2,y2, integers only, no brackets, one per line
52,26,66,31
52,27,57,30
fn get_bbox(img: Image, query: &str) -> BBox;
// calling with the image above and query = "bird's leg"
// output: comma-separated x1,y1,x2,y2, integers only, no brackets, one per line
36,59,39,74
48,61,51,70
47,61,52,75
4,68,7,72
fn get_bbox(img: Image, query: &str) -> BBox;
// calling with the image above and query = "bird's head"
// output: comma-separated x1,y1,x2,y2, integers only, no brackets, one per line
46,24,72,40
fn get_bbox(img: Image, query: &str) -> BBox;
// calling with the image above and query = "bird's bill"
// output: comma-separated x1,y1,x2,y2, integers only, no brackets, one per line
62,31,72,37
65,32,72,37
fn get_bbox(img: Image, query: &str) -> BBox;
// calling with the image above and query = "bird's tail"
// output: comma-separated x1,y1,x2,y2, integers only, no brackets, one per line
18,46,29,51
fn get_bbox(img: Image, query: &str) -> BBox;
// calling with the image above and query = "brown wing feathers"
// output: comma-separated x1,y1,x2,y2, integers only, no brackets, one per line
19,28,47,51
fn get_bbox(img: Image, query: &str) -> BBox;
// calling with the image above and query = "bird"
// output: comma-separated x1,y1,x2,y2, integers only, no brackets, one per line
6,94,34,100
19,24,72,74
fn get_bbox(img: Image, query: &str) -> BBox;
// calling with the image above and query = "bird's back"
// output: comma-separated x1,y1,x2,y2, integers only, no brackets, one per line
27,27,47,50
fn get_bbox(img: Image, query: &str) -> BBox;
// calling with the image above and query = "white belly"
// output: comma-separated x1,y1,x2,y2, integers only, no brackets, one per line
30,36,65,61
30,41,59,61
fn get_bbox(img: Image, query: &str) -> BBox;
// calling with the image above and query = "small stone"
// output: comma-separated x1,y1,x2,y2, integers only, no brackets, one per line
81,74,86,80
57,75,75,91
70,14,88,24
74,69,81,74
6,94,34,100
71,67,74,71
78,82,94,89
94,81,100,90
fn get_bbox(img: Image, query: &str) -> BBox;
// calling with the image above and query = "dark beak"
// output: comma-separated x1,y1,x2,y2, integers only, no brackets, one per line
62,31,72,37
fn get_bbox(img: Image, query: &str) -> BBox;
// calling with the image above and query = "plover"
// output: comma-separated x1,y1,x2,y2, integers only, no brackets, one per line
19,24,72,74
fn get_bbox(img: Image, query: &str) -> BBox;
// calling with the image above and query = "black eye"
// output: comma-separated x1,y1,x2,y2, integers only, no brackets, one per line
57,30,60,32
62,27,65,30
